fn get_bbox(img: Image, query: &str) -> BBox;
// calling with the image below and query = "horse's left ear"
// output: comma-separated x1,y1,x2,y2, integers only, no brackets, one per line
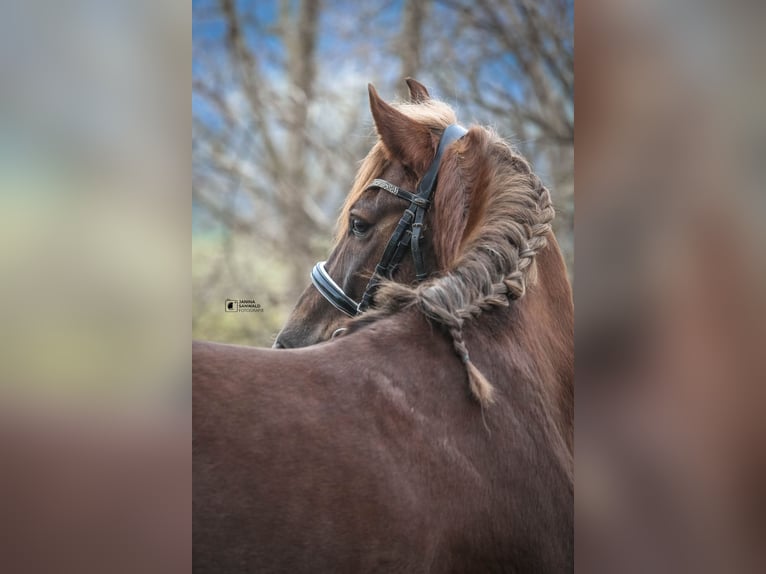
368,83,435,174
404,77,430,102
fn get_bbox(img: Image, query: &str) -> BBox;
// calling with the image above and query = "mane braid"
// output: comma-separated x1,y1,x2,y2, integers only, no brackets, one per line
350,131,555,408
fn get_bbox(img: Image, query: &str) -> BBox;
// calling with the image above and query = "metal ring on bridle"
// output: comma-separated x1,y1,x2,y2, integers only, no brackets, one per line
331,327,348,339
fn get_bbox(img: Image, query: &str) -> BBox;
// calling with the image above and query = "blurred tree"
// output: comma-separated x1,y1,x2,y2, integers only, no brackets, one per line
428,0,574,270
195,0,331,291
399,0,429,83
193,0,373,344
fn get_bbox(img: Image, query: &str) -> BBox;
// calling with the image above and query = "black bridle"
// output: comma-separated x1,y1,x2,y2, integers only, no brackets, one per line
311,124,467,317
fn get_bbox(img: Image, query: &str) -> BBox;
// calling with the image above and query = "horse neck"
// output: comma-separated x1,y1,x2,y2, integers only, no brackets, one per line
468,234,574,454
533,235,574,453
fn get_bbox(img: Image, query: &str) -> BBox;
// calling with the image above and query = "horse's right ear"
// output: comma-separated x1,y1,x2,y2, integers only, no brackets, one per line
430,128,491,268
368,83,435,173
405,78,430,102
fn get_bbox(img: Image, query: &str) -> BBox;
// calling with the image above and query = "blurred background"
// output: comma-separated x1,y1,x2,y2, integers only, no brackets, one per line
0,2,190,572
192,0,574,346
576,0,766,571
0,0,188,404
0,0,764,572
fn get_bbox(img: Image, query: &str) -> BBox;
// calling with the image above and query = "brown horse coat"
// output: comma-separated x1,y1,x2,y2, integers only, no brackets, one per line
194,306,572,573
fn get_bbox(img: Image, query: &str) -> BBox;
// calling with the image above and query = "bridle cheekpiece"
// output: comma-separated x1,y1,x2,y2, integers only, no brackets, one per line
311,123,467,317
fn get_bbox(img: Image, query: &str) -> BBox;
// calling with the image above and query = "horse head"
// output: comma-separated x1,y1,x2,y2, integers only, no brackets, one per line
277,80,482,345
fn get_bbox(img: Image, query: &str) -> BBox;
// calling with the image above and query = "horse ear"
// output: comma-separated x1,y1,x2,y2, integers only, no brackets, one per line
368,83,434,173
404,77,430,102
430,128,490,268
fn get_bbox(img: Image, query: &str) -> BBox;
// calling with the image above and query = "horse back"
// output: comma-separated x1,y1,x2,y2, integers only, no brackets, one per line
193,320,571,573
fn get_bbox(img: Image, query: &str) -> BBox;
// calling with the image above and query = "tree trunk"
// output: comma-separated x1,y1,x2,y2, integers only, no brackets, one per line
283,0,321,299
399,0,428,85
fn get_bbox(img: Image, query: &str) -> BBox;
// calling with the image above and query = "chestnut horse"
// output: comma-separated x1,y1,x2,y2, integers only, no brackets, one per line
193,80,573,573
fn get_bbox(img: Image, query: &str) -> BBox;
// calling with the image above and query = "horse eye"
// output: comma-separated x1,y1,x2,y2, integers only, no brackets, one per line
351,218,371,237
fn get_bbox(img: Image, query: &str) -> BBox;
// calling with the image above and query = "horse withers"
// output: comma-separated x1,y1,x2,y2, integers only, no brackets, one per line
193,79,574,572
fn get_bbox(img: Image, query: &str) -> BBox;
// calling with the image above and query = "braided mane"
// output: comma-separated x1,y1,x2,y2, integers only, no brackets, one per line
346,103,555,407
